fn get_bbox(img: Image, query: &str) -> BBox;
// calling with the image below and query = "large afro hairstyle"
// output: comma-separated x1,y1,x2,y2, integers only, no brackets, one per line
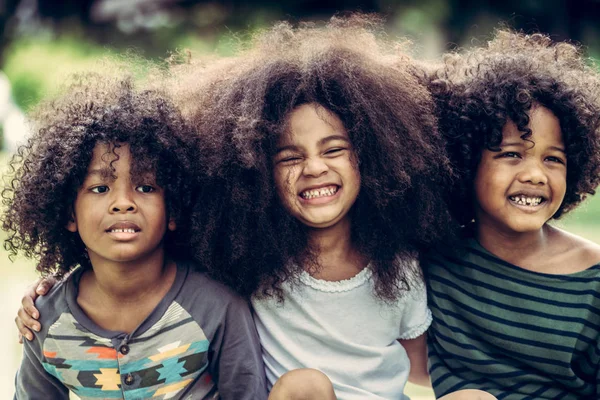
427,30,600,226
170,14,456,301
2,72,201,277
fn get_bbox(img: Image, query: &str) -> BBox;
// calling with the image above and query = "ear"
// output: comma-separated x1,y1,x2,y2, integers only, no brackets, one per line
168,218,176,231
66,213,77,233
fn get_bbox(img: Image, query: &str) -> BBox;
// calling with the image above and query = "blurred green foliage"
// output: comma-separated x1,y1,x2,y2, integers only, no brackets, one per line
563,193,600,226
2,28,263,111
0,11,598,237
3,36,110,110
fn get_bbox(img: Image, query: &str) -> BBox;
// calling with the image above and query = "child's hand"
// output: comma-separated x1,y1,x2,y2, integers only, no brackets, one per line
438,390,498,400
15,277,56,342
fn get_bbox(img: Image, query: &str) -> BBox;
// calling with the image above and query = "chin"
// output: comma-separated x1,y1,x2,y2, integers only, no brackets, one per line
302,218,341,229
107,252,147,263
505,221,547,234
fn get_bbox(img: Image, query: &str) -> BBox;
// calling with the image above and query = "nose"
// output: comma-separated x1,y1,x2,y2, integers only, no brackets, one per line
302,156,328,177
517,159,548,185
110,186,137,213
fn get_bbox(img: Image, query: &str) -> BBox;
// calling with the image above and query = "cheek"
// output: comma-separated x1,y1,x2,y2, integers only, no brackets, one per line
349,166,361,194
73,199,93,221
552,170,568,196
337,155,360,182
473,164,502,206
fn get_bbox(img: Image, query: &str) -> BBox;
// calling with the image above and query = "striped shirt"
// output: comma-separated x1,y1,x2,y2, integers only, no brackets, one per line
424,239,600,400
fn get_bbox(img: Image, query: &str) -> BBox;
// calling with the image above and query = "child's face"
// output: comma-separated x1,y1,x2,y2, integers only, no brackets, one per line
473,105,567,236
273,103,361,229
67,143,176,265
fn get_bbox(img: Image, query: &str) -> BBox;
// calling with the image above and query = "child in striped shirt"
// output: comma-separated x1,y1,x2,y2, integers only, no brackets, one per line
425,30,600,400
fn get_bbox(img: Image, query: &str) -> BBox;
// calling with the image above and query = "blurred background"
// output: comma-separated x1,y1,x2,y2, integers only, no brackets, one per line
1,0,599,398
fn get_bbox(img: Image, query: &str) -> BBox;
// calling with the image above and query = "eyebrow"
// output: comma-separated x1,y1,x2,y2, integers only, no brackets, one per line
549,146,567,153
85,168,115,179
500,141,566,153
275,134,350,153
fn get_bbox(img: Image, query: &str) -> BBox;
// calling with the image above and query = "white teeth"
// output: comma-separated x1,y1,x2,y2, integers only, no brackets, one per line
110,228,136,233
509,195,543,206
300,186,338,199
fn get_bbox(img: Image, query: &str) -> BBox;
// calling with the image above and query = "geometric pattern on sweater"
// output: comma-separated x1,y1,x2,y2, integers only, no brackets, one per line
41,303,209,399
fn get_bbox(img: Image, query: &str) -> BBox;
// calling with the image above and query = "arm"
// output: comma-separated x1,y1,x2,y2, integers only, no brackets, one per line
209,297,268,400
397,269,432,387
399,333,430,387
438,390,498,400
16,277,57,342
14,328,69,399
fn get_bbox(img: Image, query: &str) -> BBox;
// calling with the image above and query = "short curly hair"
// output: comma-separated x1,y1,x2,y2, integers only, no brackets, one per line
171,15,456,301
428,30,600,226
2,73,200,277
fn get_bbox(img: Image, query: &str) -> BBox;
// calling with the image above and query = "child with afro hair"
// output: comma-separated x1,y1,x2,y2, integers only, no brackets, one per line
425,30,600,399
168,15,456,399
5,73,266,399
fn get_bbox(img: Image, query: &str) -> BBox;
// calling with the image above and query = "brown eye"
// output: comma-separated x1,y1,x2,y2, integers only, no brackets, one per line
136,185,156,193
546,156,565,165
91,185,109,193
500,152,521,159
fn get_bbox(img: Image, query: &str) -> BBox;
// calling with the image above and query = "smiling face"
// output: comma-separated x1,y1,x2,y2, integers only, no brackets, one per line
474,105,567,237
67,143,175,265
273,103,361,230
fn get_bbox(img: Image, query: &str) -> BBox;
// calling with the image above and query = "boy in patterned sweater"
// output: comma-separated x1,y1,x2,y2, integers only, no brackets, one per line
5,74,266,399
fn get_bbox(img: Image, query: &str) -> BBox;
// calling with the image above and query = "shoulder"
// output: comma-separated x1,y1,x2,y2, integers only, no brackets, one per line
31,272,77,339
35,275,72,318
551,226,600,269
176,260,251,311
422,238,472,274
173,261,257,345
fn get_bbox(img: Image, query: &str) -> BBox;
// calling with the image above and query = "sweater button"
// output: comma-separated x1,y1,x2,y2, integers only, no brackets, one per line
124,373,134,385
119,345,130,355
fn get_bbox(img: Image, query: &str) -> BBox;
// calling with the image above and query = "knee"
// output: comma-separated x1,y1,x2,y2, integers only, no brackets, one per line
268,368,336,400
438,389,498,400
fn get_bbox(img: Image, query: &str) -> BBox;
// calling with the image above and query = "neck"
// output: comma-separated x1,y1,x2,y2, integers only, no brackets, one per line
86,248,172,302
476,223,551,264
306,216,366,280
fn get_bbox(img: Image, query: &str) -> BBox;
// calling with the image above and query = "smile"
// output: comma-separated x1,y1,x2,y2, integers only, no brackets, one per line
508,195,545,207
300,185,339,199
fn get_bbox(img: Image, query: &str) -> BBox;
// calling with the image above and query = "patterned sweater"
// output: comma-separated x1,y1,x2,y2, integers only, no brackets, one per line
425,239,600,400
14,261,267,400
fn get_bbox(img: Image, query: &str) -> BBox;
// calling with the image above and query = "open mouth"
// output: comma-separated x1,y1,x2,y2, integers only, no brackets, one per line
107,228,138,233
508,195,545,207
106,221,141,234
300,185,339,200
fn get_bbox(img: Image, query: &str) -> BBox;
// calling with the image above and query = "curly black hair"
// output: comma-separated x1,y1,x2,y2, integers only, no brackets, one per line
2,73,201,278
171,15,456,301
428,30,600,226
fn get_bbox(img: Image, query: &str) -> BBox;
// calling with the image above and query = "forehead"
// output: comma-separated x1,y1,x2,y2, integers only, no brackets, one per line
502,106,564,146
84,142,158,183
88,143,132,167
279,103,348,146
